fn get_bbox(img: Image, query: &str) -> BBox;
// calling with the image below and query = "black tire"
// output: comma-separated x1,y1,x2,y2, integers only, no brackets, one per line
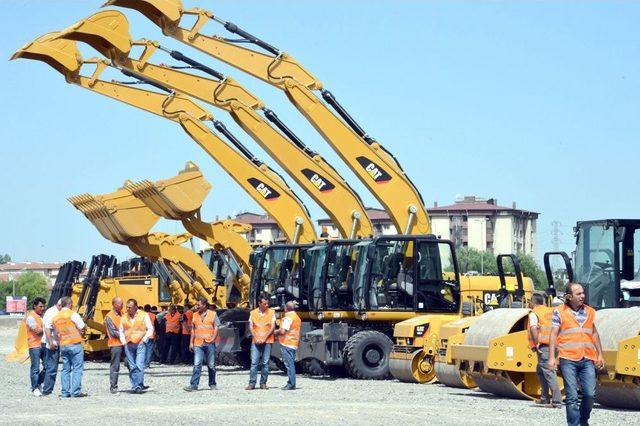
301,358,326,376
272,357,286,372
343,330,393,380
218,308,251,368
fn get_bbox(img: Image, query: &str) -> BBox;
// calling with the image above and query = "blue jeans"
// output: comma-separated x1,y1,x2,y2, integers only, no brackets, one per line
281,346,297,388
249,343,271,386
144,339,155,368
559,358,596,426
190,343,217,388
124,341,147,390
42,346,59,395
60,343,84,397
28,344,46,391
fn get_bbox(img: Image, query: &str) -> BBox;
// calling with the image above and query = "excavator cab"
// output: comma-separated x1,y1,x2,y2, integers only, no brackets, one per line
573,219,640,308
305,240,359,312
351,235,460,313
249,244,312,309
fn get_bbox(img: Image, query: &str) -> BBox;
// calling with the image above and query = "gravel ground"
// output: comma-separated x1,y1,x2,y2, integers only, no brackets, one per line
0,322,636,425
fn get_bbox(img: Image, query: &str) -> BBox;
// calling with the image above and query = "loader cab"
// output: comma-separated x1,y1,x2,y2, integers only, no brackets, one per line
249,244,311,309
351,235,460,313
573,219,640,308
305,240,359,312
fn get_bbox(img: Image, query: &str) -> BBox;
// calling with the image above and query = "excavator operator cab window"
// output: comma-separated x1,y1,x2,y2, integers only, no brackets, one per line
325,243,356,310
251,245,306,309
305,245,328,311
352,237,460,312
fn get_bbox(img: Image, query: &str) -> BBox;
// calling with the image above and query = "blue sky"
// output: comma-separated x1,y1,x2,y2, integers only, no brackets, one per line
0,1,638,263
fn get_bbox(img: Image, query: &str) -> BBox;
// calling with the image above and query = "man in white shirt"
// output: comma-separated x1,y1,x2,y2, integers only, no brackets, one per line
119,299,154,393
40,299,61,396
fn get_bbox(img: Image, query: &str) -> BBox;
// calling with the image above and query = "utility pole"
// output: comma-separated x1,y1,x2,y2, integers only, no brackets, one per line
551,221,562,252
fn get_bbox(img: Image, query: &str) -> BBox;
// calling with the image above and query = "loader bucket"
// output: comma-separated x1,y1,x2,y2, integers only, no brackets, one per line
4,320,30,364
58,10,132,58
11,32,81,76
103,0,183,27
68,188,160,244
127,162,211,220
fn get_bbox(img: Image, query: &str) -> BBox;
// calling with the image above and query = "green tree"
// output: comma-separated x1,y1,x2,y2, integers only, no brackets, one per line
0,254,11,264
0,272,49,310
516,252,548,290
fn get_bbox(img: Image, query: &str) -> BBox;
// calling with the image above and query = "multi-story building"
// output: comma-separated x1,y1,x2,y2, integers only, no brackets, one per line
226,197,539,256
0,262,65,288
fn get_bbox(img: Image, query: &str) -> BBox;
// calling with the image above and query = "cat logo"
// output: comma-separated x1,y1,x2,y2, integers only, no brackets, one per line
301,169,335,192
483,291,500,309
356,156,392,183
247,178,280,200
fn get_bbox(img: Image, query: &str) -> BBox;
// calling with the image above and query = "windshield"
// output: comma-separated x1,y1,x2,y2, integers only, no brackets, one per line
350,241,371,310
324,243,355,310
575,223,617,308
304,246,327,310
352,238,460,312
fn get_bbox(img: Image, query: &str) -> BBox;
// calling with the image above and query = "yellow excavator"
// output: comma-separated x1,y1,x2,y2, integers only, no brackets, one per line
55,9,374,242
73,2,537,380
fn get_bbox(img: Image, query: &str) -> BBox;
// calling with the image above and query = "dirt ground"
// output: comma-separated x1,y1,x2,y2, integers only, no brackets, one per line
0,319,637,425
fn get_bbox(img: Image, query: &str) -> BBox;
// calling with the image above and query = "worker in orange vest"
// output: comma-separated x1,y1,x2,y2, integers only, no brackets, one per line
276,301,301,390
246,292,276,390
104,297,124,394
163,305,181,364
25,297,46,396
181,304,194,364
48,296,87,398
548,283,605,426
119,298,154,393
143,304,156,368
184,297,219,391
528,293,561,407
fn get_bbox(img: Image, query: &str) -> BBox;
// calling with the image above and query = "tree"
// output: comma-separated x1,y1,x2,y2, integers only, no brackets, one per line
0,254,11,264
0,272,49,310
516,252,548,291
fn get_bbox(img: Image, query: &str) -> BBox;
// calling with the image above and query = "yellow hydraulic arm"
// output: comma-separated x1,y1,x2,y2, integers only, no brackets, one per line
56,10,373,239
125,161,254,305
67,185,222,306
106,0,431,235
12,32,317,244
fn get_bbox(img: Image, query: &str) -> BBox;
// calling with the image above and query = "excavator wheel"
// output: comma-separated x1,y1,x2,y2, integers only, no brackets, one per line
434,361,476,389
594,308,640,410
301,358,326,376
389,349,437,383
344,330,393,380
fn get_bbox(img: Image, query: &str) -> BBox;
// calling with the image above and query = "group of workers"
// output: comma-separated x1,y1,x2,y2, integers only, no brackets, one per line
23,291,301,397
528,282,605,426
24,282,602,425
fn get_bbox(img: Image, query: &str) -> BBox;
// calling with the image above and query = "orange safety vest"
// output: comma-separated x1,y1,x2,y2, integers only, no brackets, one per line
278,311,301,349
192,310,218,347
52,309,83,347
182,310,193,335
528,305,554,348
121,311,148,344
147,312,156,339
25,311,43,349
556,304,597,362
165,312,181,334
105,310,123,347
250,308,275,344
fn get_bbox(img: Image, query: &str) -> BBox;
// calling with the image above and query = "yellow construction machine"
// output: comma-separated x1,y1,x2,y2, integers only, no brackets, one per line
390,254,534,384
431,220,640,409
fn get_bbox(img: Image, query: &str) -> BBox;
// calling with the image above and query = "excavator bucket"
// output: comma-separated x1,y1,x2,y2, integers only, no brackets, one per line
103,0,183,27
68,187,160,244
4,321,30,364
126,162,211,219
10,32,81,76
58,10,132,58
